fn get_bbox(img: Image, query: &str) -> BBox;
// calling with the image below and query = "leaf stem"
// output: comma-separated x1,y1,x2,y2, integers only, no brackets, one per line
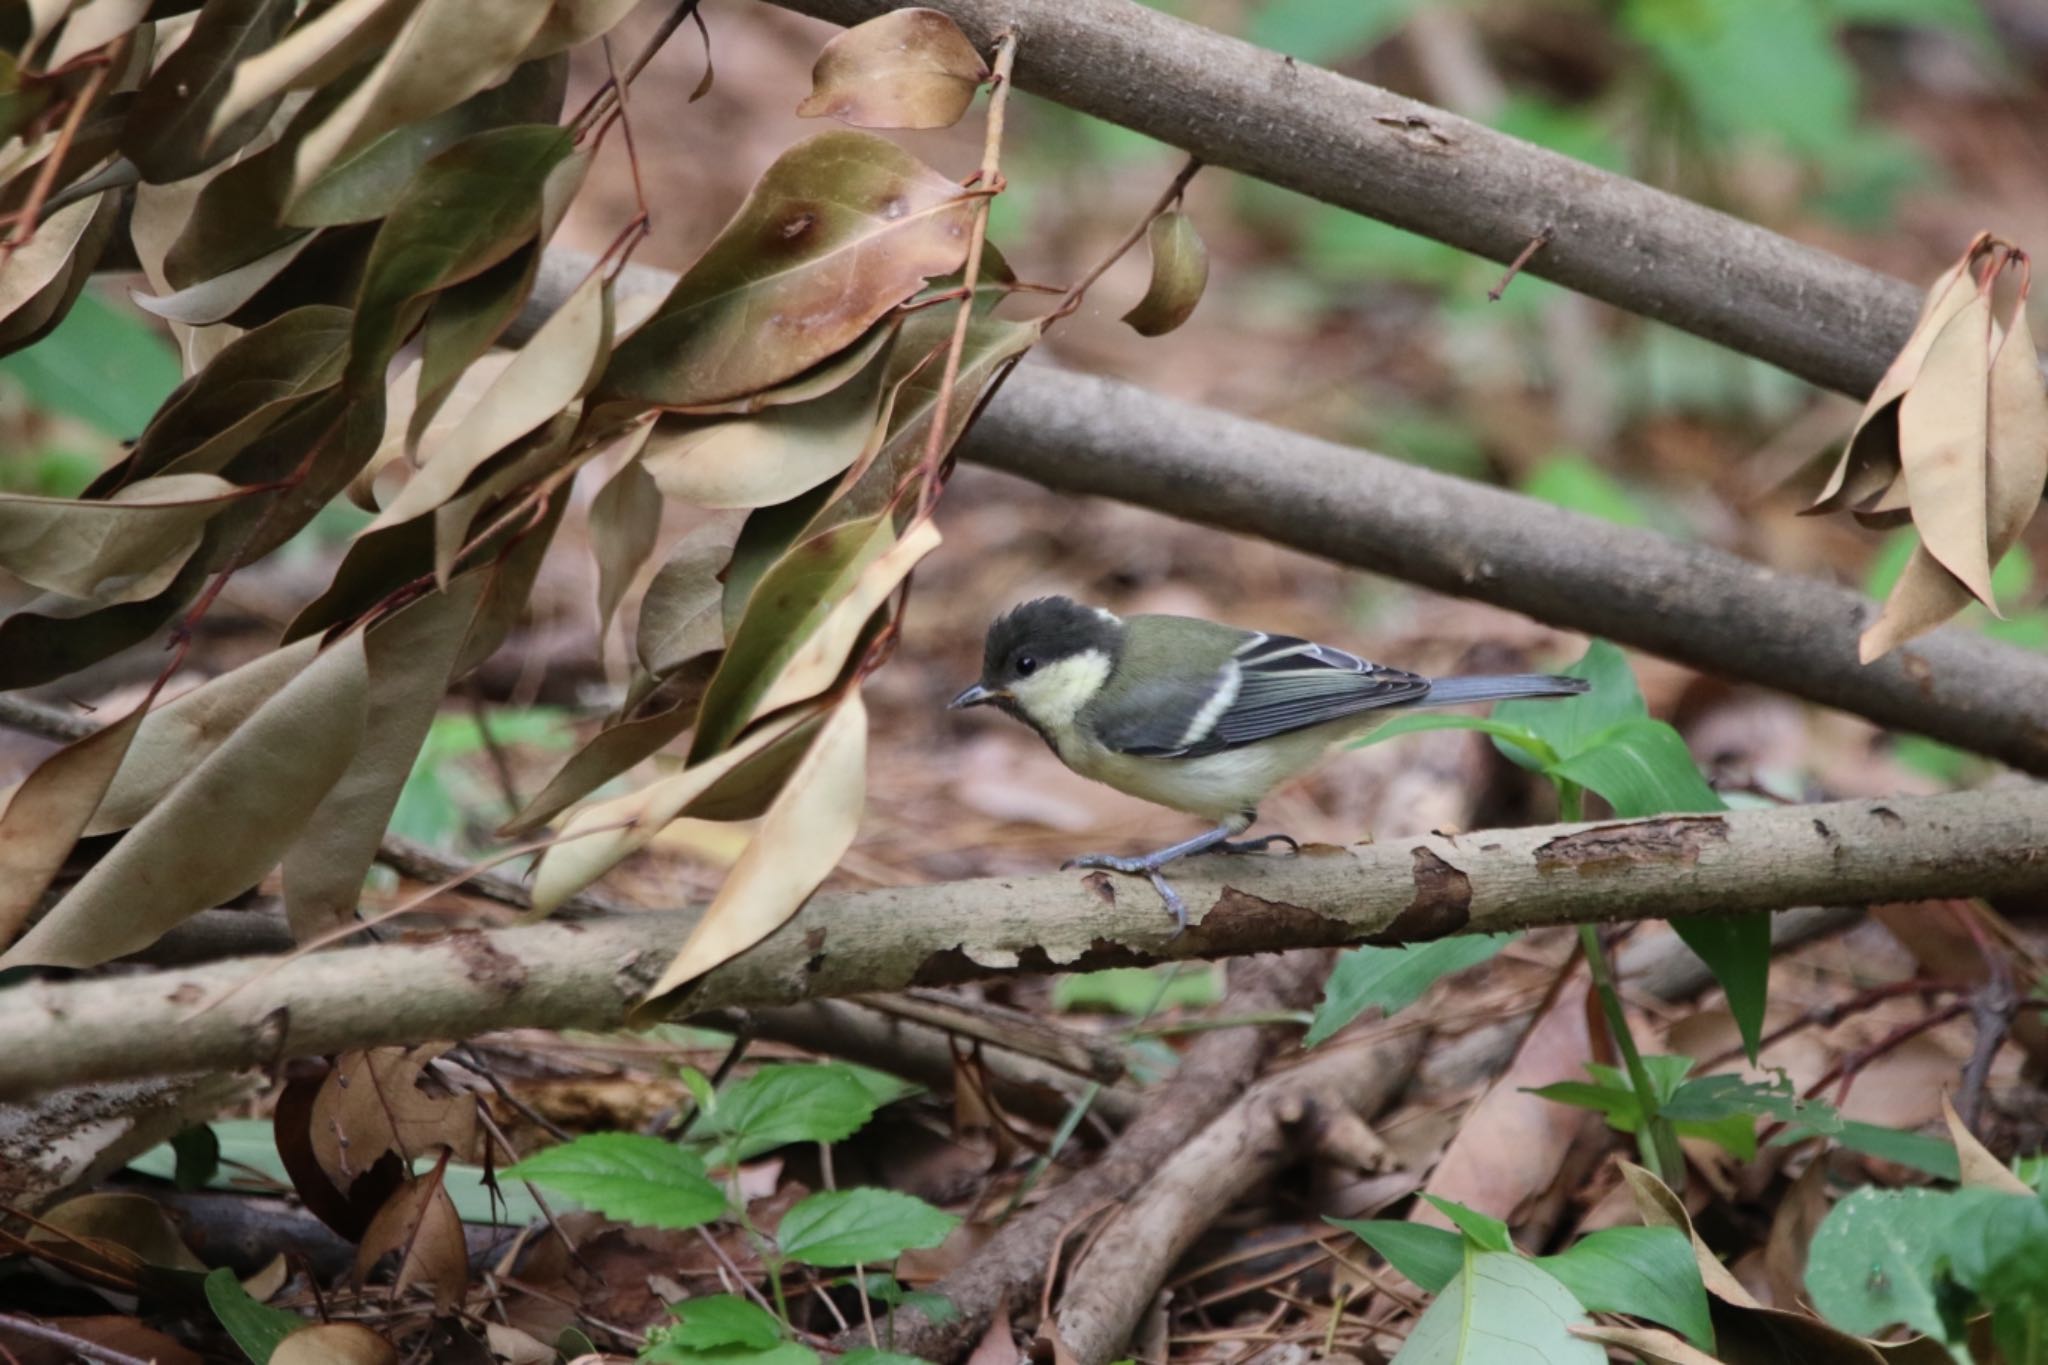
915,29,1020,516
1045,154,1202,326
1560,780,1685,1189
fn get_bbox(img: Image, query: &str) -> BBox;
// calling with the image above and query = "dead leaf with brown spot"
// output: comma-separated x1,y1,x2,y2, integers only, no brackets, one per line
355,1164,468,1309
311,1046,481,1195
797,8,990,130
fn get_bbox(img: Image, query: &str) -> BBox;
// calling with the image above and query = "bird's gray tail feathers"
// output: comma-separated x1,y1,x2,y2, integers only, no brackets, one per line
1421,674,1591,706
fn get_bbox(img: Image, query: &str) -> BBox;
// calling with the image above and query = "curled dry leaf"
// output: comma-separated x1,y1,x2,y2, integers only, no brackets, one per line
133,231,318,326
0,634,371,969
1894,290,1995,605
353,1167,468,1309
0,473,245,604
1121,210,1209,338
796,7,990,131
601,131,977,407
311,1047,482,1196
527,703,824,915
0,193,103,329
642,689,867,999
517,0,644,61
0,704,145,951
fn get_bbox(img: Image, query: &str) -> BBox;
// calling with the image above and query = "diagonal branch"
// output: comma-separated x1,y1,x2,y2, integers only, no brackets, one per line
0,788,2042,1098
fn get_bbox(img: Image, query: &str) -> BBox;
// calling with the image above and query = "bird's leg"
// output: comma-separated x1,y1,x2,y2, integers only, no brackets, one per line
1063,818,1261,932
1205,810,1299,857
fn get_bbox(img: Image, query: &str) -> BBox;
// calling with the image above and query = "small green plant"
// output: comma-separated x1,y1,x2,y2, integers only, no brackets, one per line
503,1061,958,1360
1331,1193,1713,1358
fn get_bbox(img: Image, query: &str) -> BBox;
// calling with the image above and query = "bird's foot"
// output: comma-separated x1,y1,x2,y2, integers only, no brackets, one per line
1211,833,1300,857
1062,852,1192,933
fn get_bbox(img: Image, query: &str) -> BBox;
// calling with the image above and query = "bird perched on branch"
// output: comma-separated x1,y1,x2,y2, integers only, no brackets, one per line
950,596,1589,929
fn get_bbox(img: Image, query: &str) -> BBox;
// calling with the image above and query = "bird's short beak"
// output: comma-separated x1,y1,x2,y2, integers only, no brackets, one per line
949,682,1003,710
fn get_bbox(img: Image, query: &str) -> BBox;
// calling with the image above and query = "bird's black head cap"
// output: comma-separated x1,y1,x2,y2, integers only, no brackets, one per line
980,596,1122,687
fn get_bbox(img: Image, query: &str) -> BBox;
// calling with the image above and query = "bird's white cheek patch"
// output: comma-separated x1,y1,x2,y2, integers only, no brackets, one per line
1009,649,1113,731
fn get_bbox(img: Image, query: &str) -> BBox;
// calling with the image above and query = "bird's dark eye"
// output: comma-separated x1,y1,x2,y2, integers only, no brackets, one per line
1015,655,1038,677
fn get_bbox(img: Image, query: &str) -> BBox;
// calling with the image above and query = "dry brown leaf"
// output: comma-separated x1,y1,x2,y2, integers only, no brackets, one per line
272,1323,400,1365
1622,1162,1760,1309
1894,288,1995,605
796,7,990,130
643,689,867,998
1941,1093,2031,1194
0,704,143,950
0,195,103,326
1571,1323,1727,1365
1761,1157,1830,1309
209,0,418,135
0,473,245,605
311,1047,482,1194
354,1167,468,1309
31,1191,208,1279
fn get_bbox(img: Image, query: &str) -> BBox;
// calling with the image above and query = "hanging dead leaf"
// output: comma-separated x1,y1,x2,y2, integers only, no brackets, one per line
591,443,662,643
527,703,824,914
272,1323,399,1365
134,231,320,327
121,0,293,182
209,0,420,136
601,131,976,407
0,191,101,330
1121,210,1208,337
0,473,248,605
0,634,370,968
311,1047,482,1195
1895,289,1995,605
637,520,739,681
0,704,143,950
641,325,900,509
355,1165,468,1308
796,8,989,131
642,689,867,999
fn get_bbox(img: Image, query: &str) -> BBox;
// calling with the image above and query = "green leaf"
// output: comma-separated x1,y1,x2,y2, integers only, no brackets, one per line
1351,713,1556,766
1623,0,1858,156
205,1266,306,1363
1247,0,1425,61
1530,1078,1644,1131
643,1343,818,1365
1121,210,1208,337
840,1351,928,1365
1392,1250,1603,1364
1774,1119,1960,1182
1304,934,1513,1046
666,1295,783,1350
601,131,976,407
699,1063,882,1164
1536,1226,1713,1350
501,1133,727,1231
1327,1218,1462,1294
776,1188,959,1267
1052,964,1223,1014
1804,1187,1955,1342
1549,718,1722,816
1522,454,1655,529
0,288,182,439
1492,639,1645,769
171,1125,221,1193
1422,1195,1514,1253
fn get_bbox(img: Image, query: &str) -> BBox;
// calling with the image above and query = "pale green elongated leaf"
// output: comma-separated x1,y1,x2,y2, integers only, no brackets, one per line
282,579,483,938
133,231,318,326
601,131,976,407
209,0,420,137
592,448,662,645
46,0,149,77
286,56,567,229
501,1133,727,1230
369,270,609,532
429,411,582,586
698,1063,880,1164
689,515,893,761
89,637,323,835
498,665,711,838
1537,1226,1713,1350
1392,1251,1604,1364
348,124,577,391
1547,718,1722,816
749,518,939,720
284,0,554,199
0,703,145,951
205,1265,305,1363
0,473,245,605
1,634,371,968
638,522,736,681
776,1186,957,1267
122,0,293,182
642,327,899,510
1895,289,1996,608
662,1295,783,1351
122,305,351,482
1327,1218,1462,1293
528,704,822,914
796,7,988,130
1121,210,1208,337
517,0,644,60
645,692,865,997
1423,1196,1514,1253
1305,934,1513,1046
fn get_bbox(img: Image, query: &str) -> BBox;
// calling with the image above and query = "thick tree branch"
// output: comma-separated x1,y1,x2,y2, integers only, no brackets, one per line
765,0,1919,399
0,789,2040,1098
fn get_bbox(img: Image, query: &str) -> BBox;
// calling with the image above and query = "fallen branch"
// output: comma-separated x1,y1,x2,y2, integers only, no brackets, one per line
766,0,1918,399
0,789,2040,1097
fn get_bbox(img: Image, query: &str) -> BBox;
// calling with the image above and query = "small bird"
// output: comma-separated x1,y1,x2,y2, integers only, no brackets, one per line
949,596,1590,929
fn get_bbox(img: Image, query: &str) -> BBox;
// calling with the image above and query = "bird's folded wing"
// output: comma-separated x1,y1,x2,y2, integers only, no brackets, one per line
1092,633,1430,758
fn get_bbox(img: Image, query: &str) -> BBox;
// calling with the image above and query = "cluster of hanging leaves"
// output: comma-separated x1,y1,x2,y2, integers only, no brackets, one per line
0,3,1208,996
1810,232,2048,662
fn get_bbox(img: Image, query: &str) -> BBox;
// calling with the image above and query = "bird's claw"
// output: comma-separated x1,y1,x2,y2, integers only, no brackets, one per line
1213,833,1300,857
1064,852,1191,934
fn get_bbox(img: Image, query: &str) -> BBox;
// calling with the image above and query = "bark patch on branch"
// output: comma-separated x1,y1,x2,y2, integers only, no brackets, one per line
1195,887,1352,950
1535,816,1728,875
444,931,529,996
1368,847,1472,942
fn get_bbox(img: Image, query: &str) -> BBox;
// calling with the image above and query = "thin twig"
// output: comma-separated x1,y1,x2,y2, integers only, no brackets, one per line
1044,155,1202,326
1486,225,1553,302
0,61,108,269
572,0,705,134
